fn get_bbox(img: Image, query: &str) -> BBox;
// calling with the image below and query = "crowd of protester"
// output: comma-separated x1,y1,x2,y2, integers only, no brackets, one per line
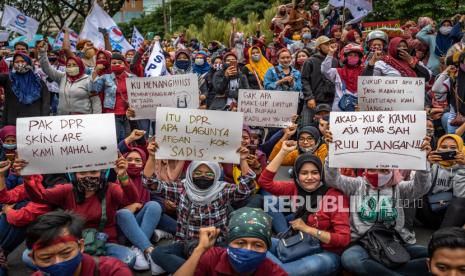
0,0,464,275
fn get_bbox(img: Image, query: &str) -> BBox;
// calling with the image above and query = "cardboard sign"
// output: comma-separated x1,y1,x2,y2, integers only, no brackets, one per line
329,111,427,170
358,76,425,111
17,114,117,175
126,74,199,119
155,107,244,164
238,89,299,128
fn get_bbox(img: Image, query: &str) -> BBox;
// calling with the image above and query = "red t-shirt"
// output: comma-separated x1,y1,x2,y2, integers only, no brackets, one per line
32,253,132,276
103,72,129,115
194,247,288,276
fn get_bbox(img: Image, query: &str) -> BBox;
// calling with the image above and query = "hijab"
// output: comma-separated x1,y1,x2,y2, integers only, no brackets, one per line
66,56,85,82
124,148,150,203
336,49,364,92
0,125,16,142
245,46,273,82
436,134,465,168
382,37,417,77
297,126,321,154
183,161,227,204
172,49,192,75
192,51,211,75
292,153,329,215
10,53,42,105
96,49,112,76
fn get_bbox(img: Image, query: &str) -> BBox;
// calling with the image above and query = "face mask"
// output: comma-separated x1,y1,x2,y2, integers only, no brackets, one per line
126,57,133,63
302,33,312,40
347,56,360,66
37,251,82,276
213,63,223,71
49,57,58,63
427,129,435,137
192,176,215,190
365,171,393,188
194,59,205,66
13,63,31,74
460,63,465,72
227,246,267,274
396,49,408,59
84,48,95,59
127,163,143,177
111,64,125,75
66,66,80,77
251,54,261,62
175,60,191,70
300,144,317,153
439,26,453,36
2,143,16,150
297,59,306,65
76,176,101,192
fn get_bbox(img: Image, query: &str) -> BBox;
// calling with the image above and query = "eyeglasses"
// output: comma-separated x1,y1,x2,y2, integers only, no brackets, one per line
299,137,314,142
192,171,215,179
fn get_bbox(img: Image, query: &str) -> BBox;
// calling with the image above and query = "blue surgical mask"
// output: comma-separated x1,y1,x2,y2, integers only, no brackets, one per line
227,246,267,274
37,251,82,276
2,143,16,150
175,60,191,70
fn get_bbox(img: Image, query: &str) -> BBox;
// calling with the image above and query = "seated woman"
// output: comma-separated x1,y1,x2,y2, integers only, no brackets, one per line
15,156,138,268
417,134,465,229
116,147,165,273
269,125,328,166
325,131,432,275
259,141,350,275
174,207,287,276
142,140,256,274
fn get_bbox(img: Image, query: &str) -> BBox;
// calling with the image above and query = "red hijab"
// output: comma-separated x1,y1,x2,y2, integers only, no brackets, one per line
124,147,150,203
382,37,417,77
66,56,85,82
96,49,112,76
336,49,364,93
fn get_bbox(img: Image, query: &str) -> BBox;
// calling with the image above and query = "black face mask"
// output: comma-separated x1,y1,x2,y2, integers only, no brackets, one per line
193,177,215,190
76,176,101,192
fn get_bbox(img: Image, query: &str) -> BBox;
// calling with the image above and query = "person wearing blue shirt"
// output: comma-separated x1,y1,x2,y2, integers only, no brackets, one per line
264,48,302,91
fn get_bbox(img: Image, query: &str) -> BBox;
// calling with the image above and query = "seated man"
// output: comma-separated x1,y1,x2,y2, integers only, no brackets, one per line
26,210,132,276
427,227,465,276
174,207,288,276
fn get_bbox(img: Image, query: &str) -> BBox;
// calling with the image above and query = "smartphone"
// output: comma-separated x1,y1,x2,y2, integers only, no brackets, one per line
247,145,257,155
436,150,457,161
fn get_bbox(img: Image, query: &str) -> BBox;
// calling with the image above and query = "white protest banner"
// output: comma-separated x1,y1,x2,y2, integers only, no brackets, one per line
329,0,373,23
144,41,167,77
238,89,299,128
358,76,425,111
80,3,132,53
17,114,117,175
1,5,39,41
126,73,199,119
53,29,78,51
131,26,144,50
329,111,427,170
155,107,243,164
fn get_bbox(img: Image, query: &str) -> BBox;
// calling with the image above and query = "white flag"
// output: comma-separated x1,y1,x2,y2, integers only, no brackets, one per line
52,29,79,51
131,26,144,49
144,41,167,77
1,5,39,41
329,0,373,23
80,3,133,53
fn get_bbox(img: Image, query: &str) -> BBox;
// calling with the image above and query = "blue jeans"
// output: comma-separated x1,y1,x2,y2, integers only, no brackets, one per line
262,190,294,233
267,238,341,276
151,241,186,273
0,202,28,253
136,119,151,138
341,244,428,276
117,201,162,251
115,115,131,142
158,214,177,234
22,242,136,269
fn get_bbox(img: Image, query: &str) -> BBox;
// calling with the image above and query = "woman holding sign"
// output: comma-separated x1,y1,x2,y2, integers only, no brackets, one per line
15,156,139,268
142,140,256,274
259,142,350,276
324,131,433,275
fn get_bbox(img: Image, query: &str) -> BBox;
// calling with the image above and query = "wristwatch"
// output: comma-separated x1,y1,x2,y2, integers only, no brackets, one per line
316,230,322,238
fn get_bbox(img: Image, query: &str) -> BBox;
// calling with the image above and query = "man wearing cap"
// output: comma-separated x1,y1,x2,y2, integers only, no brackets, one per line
301,35,337,127
174,207,288,276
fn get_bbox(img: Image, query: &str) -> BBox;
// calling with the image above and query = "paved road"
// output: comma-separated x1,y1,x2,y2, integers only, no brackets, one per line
7,167,435,275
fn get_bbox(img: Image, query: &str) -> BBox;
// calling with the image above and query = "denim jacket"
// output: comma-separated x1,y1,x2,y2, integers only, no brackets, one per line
92,72,136,109
264,64,302,91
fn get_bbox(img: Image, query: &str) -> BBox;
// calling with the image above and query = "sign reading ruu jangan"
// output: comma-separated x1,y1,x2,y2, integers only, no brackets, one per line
155,107,244,164
329,111,427,170
17,114,118,175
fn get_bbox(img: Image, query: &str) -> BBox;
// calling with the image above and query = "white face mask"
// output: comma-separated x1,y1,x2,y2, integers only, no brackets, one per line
194,59,205,66
439,26,453,36
377,171,393,188
66,66,80,77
